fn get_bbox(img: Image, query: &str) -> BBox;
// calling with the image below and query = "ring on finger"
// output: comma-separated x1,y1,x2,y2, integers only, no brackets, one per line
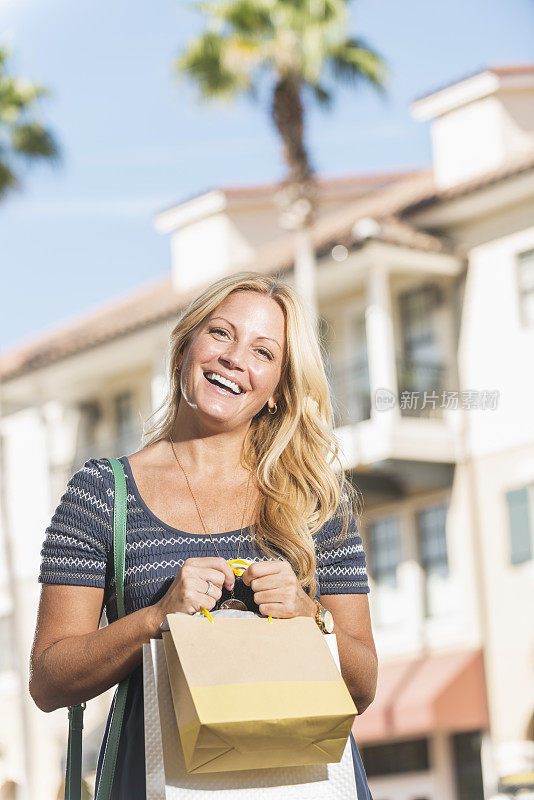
205,579,214,597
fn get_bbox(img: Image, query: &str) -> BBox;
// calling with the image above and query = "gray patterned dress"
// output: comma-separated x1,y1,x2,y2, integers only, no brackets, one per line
38,455,373,799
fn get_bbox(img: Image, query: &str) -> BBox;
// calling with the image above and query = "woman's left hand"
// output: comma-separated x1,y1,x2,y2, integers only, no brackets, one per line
241,560,317,619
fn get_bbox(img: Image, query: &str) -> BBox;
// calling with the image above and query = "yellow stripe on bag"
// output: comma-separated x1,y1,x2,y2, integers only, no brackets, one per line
190,680,356,723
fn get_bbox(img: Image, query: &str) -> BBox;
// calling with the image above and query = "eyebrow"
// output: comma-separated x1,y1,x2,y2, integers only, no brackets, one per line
209,316,282,351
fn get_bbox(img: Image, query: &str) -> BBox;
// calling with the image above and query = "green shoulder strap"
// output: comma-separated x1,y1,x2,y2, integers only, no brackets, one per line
65,457,130,800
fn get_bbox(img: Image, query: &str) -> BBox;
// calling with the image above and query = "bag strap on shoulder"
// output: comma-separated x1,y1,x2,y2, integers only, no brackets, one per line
65,457,129,800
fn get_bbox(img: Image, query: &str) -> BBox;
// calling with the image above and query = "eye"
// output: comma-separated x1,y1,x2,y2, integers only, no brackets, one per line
210,327,273,360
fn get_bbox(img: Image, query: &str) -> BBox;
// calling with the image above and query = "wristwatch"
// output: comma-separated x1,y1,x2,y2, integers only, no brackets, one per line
313,600,334,634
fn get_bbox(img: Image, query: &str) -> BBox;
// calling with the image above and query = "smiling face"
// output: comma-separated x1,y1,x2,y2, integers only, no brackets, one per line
177,290,286,427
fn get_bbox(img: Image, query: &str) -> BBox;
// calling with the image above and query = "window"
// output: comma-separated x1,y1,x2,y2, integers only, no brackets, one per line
398,284,443,400
368,515,402,588
346,311,371,423
73,399,101,468
361,738,429,777
517,249,534,327
114,391,139,455
367,515,403,627
452,731,484,800
506,486,532,565
416,503,449,617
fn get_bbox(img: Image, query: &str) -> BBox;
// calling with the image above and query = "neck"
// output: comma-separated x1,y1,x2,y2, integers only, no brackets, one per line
168,403,252,479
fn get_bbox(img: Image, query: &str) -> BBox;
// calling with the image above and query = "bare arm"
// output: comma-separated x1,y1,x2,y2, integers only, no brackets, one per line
29,557,235,713
320,593,378,715
29,584,160,712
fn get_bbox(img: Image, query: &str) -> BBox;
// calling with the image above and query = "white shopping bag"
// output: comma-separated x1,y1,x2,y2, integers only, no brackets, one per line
143,610,360,799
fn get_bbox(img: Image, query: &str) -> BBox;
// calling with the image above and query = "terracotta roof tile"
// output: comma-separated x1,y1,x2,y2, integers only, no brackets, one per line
399,146,534,215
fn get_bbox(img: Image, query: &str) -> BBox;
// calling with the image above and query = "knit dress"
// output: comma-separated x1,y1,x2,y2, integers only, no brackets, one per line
38,456,373,799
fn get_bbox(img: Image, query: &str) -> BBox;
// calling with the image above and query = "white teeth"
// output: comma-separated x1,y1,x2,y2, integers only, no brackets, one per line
206,372,242,394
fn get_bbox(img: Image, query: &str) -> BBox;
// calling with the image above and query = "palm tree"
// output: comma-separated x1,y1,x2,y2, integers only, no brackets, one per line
0,44,60,799
176,0,389,319
0,46,60,199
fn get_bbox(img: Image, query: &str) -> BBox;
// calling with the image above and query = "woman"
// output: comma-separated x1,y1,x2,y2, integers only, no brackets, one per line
30,272,378,799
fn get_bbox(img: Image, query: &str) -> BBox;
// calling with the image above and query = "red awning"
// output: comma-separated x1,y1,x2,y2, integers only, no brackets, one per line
353,648,488,744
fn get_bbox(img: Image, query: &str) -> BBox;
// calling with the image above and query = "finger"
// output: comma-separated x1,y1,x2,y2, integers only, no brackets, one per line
258,602,290,618
242,560,286,586
193,577,223,601
190,567,227,589
178,588,218,615
253,589,285,605
249,575,284,592
193,590,218,612
185,557,235,589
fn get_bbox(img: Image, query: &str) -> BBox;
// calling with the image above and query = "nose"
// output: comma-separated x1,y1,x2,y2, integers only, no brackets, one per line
218,336,248,369
218,348,245,372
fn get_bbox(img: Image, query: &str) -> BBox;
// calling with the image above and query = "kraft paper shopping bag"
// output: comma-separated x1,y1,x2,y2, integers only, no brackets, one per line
143,615,361,798
161,613,357,774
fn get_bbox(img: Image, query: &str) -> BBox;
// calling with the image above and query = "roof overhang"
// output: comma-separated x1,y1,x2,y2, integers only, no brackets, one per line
316,239,464,304
401,156,534,228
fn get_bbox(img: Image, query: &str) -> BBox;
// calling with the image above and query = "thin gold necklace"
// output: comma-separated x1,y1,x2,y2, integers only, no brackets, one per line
168,436,252,610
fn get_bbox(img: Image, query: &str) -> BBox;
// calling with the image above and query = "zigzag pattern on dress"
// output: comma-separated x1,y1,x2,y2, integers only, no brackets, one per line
104,486,137,505
126,559,186,577
316,543,364,562
41,555,104,570
317,564,368,577
321,580,369,590
44,532,96,552
58,499,113,532
66,483,112,516
81,462,107,479
125,532,255,551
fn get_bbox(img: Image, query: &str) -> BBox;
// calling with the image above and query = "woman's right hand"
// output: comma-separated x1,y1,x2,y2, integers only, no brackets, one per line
153,557,236,622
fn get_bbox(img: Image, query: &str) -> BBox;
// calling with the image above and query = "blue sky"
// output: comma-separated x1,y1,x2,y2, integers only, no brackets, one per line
1,0,533,352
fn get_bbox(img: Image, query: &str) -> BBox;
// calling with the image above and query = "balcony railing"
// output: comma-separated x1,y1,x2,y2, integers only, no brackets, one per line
326,358,372,427
396,359,447,418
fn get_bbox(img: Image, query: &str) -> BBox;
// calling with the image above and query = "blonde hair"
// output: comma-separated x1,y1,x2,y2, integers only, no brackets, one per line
143,271,362,597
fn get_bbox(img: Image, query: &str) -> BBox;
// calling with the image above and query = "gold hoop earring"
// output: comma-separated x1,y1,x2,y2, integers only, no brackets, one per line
268,402,277,415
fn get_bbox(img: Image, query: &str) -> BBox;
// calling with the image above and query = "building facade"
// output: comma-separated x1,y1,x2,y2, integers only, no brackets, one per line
1,64,534,799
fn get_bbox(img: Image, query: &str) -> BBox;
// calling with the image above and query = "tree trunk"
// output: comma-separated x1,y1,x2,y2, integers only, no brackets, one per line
271,75,319,326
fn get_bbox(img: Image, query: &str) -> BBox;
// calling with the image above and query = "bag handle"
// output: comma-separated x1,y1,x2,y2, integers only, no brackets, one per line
200,559,273,623
64,457,129,800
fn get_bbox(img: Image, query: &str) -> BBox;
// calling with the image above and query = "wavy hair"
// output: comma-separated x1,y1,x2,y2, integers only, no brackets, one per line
142,271,362,597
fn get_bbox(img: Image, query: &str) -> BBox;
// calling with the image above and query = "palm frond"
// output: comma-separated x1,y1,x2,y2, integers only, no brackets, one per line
196,0,273,35
0,159,18,199
0,46,61,200
176,31,248,99
308,81,332,108
11,122,61,161
328,36,390,95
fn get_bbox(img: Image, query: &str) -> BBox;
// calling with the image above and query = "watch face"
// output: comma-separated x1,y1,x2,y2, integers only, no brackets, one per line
324,609,334,634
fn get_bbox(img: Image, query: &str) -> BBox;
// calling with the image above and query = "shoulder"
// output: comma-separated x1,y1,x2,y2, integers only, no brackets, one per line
70,457,114,496
313,499,360,552
59,457,115,527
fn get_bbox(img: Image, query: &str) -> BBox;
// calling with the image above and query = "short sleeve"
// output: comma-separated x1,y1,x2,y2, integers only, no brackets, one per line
314,507,370,596
38,458,113,589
